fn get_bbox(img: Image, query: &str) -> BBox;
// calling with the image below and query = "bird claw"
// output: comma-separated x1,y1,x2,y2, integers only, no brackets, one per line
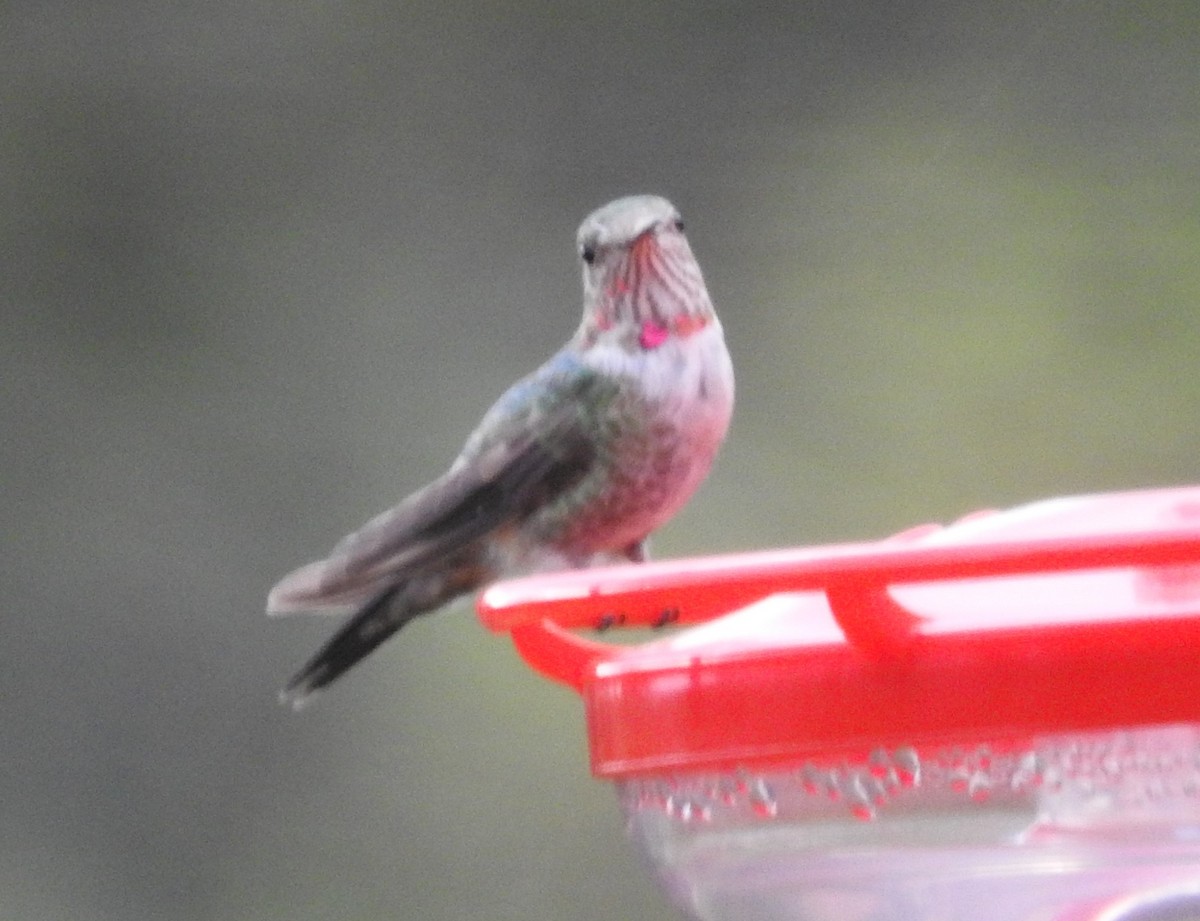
596,612,627,632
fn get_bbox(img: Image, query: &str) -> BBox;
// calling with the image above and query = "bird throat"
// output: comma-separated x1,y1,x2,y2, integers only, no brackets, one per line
636,314,711,349
583,235,715,351
582,307,712,352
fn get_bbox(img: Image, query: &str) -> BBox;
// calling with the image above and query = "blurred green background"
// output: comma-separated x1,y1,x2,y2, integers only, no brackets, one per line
4,2,1199,919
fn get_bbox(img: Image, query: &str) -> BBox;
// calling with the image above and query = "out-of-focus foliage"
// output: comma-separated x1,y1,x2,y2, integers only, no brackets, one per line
3,2,1198,919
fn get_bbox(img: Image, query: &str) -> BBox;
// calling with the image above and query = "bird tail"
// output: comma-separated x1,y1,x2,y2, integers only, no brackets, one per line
279,561,486,709
280,585,406,709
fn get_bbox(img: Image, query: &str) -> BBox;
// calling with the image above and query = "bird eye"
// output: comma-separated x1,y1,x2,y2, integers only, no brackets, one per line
580,243,597,265
673,217,685,232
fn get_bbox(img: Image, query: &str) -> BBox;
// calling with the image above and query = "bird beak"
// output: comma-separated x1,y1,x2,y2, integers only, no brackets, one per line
629,228,659,266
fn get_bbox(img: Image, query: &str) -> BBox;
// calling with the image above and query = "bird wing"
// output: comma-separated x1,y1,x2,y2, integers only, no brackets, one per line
267,359,612,614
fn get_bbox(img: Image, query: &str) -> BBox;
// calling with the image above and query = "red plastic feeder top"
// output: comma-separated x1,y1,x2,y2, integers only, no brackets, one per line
477,486,1200,778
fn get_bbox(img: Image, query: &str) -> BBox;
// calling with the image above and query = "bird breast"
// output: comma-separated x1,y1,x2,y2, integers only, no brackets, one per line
548,323,734,555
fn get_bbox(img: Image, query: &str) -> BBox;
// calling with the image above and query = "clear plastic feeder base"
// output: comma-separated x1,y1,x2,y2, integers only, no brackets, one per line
622,726,1200,921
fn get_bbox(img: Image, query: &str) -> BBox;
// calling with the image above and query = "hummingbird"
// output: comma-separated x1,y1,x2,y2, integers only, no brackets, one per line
268,195,734,707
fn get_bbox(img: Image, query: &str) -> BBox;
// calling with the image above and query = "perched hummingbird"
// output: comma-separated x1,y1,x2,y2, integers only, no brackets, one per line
268,195,734,707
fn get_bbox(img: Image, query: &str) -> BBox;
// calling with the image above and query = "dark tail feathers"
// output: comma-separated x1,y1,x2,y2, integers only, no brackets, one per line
280,585,417,709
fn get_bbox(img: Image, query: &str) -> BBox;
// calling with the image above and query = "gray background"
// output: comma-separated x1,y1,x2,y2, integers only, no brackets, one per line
4,2,1199,919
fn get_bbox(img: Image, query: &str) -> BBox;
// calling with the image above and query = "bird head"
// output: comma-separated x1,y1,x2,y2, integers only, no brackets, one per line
575,195,717,350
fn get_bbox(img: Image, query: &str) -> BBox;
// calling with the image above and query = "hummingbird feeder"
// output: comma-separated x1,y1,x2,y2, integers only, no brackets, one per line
479,485,1200,921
